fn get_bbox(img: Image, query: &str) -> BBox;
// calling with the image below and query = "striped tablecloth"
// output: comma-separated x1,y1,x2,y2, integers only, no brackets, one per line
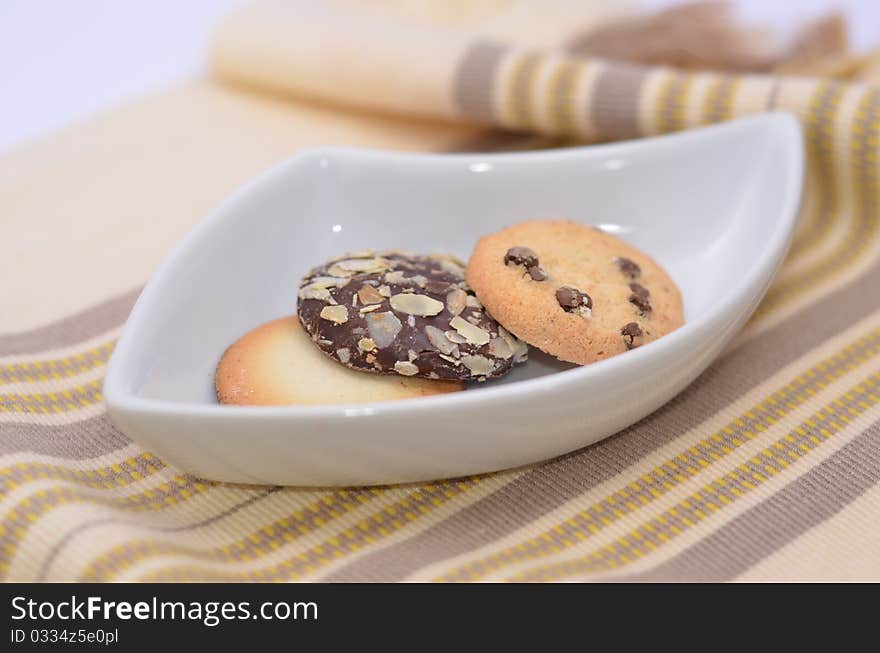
2,1,879,581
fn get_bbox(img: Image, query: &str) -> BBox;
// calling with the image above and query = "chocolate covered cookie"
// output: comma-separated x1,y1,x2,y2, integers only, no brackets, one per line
297,251,528,381
466,220,684,365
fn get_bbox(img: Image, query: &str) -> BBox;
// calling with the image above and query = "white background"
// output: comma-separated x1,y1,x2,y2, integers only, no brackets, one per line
1,0,879,154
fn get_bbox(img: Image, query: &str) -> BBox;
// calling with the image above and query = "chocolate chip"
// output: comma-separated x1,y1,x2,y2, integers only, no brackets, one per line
556,286,593,312
621,322,643,349
527,266,547,281
615,257,641,280
504,246,547,281
504,246,539,269
628,282,652,313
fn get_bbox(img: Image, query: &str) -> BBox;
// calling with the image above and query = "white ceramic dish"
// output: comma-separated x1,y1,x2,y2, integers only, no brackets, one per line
104,113,803,486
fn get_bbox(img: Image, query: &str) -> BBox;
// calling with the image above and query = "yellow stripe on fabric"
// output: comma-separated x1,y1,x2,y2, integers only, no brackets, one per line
699,75,741,125
508,372,880,581
0,474,213,578
0,453,164,493
777,83,847,265
432,326,880,582
0,379,103,413
504,52,543,132
0,341,115,386
654,72,695,135
79,487,387,581
545,59,586,136
753,85,879,321
0,453,183,578
133,477,484,581
785,167,822,261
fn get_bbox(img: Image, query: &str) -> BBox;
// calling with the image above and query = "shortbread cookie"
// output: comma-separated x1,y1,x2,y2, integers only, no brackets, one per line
297,251,528,382
466,220,683,365
216,316,463,406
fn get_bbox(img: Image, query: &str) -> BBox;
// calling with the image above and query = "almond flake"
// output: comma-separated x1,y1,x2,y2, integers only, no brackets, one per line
326,265,354,278
308,276,350,289
389,293,444,316
319,305,349,324
394,361,420,376
298,286,331,301
444,330,467,344
445,288,467,316
384,270,408,284
336,348,351,364
450,315,490,346
461,354,494,377
336,257,389,272
499,326,529,363
465,295,483,309
487,336,513,360
377,285,392,297
358,284,385,305
357,337,377,352
425,325,457,355
359,304,381,314
366,312,402,348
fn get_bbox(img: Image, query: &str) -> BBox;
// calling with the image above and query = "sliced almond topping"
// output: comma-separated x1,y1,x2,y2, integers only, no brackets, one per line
308,276,350,289
461,354,494,377
487,335,513,360
445,288,467,316
425,325,457,355
319,305,349,324
327,265,354,278
434,255,466,275
359,304,381,314
444,330,467,344
384,270,408,284
450,315,490,346
366,311,402,348
407,349,418,362
336,348,351,364
335,257,389,272
393,361,420,376
499,326,529,363
465,295,483,309
357,337,377,352
357,284,385,305
298,286,331,301
389,293,444,316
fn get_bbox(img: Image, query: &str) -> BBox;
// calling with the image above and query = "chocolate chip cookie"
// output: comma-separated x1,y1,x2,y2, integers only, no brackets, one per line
466,220,683,365
216,316,463,406
297,251,528,381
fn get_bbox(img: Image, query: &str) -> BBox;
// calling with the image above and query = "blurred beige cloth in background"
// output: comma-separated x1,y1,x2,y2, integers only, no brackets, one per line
212,0,868,124
2,0,880,583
